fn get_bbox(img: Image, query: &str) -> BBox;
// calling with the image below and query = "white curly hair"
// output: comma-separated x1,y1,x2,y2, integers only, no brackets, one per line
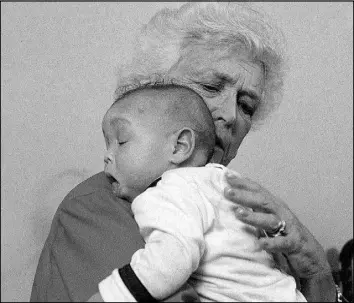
114,2,287,127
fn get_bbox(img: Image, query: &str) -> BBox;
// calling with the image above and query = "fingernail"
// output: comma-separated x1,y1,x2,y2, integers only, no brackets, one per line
227,189,235,197
236,207,246,215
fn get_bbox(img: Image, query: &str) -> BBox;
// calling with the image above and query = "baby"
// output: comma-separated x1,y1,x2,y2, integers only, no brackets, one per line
97,82,306,302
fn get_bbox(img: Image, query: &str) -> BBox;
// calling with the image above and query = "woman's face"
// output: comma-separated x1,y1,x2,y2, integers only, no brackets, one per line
169,45,265,165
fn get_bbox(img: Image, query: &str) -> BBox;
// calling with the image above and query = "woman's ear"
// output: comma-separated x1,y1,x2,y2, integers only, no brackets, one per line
170,127,196,165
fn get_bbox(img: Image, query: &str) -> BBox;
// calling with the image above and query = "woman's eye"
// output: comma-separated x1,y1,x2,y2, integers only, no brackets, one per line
201,84,222,93
237,97,257,117
239,103,255,117
118,141,127,145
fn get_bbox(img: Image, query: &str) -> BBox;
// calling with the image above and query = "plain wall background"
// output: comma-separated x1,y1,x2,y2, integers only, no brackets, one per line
1,2,353,301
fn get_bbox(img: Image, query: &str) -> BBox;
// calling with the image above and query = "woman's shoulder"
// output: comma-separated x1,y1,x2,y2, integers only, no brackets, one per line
64,171,111,199
58,171,132,217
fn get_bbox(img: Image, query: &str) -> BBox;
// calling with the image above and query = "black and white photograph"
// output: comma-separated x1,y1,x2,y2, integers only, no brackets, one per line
1,2,353,302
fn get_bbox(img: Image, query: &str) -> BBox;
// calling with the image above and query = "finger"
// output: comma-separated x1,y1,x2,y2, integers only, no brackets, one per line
255,227,264,239
258,236,296,254
234,208,282,232
225,173,260,191
225,187,276,213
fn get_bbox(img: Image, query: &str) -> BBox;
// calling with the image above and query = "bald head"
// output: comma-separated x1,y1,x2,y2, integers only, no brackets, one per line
112,84,216,163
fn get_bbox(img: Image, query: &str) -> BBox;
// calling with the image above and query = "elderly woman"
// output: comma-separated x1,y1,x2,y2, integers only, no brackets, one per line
31,3,338,302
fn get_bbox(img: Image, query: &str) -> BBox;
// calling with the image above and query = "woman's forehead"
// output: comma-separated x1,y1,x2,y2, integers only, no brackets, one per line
170,46,265,94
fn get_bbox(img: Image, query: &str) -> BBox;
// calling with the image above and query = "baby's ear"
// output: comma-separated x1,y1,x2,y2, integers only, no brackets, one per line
170,127,196,165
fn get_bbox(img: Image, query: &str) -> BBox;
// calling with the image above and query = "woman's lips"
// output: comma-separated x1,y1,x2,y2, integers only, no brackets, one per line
214,124,234,165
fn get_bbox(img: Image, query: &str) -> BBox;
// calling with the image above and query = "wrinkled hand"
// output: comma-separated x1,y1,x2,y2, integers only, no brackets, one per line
224,172,332,279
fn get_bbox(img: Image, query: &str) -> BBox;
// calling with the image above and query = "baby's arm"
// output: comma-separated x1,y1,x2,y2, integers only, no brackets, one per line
99,172,214,301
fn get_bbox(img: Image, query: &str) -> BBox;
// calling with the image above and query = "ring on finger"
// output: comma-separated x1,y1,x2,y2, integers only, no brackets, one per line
263,220,287,238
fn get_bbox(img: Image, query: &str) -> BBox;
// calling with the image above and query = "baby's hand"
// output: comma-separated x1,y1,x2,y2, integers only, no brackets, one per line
165,282,200,302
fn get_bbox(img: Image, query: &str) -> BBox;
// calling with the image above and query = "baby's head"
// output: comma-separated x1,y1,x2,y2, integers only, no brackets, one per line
102,81,216,202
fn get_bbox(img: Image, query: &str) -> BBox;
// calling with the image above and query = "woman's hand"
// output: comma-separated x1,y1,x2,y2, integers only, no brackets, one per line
224,172,330,277
224,173,336,301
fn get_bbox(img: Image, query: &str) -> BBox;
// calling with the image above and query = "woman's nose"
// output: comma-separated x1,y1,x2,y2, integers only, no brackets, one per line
215,98,237,127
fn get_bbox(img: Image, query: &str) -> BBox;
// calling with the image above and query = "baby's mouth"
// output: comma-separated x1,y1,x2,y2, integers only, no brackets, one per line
107,175,121,196
105,172,119,186
112,182,120,196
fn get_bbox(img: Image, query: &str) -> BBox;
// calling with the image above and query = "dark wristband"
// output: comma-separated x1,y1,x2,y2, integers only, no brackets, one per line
119,264,159,302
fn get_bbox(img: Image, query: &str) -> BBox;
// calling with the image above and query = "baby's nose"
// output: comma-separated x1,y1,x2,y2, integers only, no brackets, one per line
104,152,113,165
104,155,114,177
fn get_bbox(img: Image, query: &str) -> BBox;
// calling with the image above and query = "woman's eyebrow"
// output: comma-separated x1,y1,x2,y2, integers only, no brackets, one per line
197,69,235,84
213,72,237,85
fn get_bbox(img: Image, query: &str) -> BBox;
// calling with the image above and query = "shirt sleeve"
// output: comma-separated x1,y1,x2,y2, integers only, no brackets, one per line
119,172,214,300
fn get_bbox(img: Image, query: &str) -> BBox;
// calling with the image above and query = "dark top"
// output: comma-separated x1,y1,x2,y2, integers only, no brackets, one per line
30,172,145,302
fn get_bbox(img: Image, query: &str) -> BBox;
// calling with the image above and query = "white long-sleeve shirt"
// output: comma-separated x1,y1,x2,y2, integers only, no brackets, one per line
99,163,306,302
